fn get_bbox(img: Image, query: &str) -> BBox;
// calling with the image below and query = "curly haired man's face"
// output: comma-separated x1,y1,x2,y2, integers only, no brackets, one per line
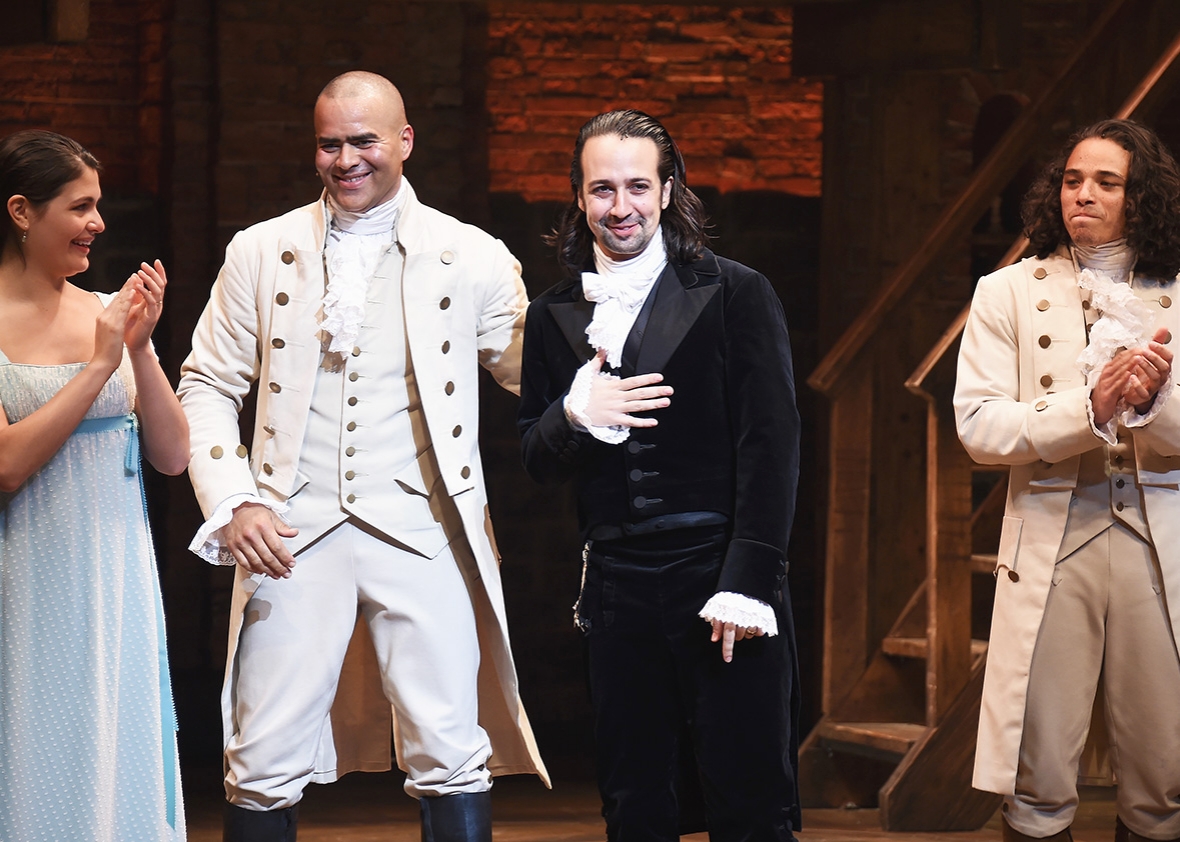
1061,137,1130,247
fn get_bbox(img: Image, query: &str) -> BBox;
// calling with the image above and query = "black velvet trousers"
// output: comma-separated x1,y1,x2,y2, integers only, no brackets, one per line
579,525,800,842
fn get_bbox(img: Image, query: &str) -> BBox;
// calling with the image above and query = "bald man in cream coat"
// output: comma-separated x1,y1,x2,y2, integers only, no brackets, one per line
179,72,546,842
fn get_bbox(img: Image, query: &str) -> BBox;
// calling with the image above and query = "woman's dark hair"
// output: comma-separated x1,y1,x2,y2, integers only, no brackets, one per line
0,130,101,248
1022,118,1180,278
545,110,710,274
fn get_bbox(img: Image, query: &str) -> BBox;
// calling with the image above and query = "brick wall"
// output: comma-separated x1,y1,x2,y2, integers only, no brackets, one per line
0,0,167,196
211,1,490,245
486,3,823,201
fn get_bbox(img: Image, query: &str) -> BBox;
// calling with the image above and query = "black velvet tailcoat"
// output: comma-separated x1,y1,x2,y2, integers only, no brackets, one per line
517,248,801,607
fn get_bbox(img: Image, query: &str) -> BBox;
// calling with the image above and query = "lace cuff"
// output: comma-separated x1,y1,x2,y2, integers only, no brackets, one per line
1123,373,1174,428
188,493,290,566
563,359,630,444
698,591,779,637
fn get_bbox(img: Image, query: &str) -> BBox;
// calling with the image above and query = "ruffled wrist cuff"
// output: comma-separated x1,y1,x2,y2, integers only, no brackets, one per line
1122,374,1174,427
698,591,778,636
564,359,630,444
188,493,290,566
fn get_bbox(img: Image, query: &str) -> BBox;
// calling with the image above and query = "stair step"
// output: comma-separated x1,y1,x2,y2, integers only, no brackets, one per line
881,636,989,661
816,721,927,758
971,553,997,573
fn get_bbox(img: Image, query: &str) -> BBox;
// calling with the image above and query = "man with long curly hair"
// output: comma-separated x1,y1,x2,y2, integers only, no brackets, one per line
517,110,802,841
955,119,1180,842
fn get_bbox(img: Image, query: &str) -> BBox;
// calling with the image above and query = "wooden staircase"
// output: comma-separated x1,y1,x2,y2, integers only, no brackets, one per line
799,0,1180,830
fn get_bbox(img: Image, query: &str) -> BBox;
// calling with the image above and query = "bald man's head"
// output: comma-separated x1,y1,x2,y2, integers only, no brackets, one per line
313,71,414,213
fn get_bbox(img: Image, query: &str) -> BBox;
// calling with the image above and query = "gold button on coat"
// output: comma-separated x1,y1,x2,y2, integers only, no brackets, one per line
440,250,455,264
275,292,289,305
348,396,358,406
236,445,248,458
461,466,471,479
1162,295,1173,308
347,421,357,432
345,470,356,481
268,382,281,393
1035,400,1048,411
349,372,359,382
1036,299,1050,311
347,493,356,503
281,251,295,264
346,446,356,457
263,463,274,475
352,347,361,357
210,446,224,459
1033,267,1047,279
272,338,285,349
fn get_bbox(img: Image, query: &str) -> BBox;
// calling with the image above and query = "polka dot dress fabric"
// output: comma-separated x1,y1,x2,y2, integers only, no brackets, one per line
0,348,185,841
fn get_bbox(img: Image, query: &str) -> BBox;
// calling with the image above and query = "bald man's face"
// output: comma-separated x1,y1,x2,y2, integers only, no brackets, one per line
314,92,413,213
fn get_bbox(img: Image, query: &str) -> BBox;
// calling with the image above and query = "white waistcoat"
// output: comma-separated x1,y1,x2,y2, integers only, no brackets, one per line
286,243,448,558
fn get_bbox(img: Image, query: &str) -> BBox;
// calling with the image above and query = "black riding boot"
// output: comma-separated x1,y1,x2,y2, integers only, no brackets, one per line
223,802,298,842
420,791,492,842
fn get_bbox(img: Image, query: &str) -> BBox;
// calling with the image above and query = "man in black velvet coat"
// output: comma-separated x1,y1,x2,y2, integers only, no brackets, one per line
517,110,802,842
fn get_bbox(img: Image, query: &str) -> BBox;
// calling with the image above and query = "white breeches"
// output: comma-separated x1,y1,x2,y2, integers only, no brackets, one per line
224,520,492,809
1007,522,1180,839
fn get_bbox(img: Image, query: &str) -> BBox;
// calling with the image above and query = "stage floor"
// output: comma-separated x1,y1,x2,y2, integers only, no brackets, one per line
182,767,1121,841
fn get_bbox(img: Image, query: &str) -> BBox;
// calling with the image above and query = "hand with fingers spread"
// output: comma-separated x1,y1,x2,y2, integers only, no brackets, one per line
220,502,300,579
582,349,673,428
709,619,765,663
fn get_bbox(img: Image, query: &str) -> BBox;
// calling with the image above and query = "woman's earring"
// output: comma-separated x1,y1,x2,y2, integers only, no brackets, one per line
21,229,27,243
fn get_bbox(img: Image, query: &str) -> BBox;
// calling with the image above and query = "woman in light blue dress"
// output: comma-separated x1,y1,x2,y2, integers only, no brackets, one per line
0,130,190,841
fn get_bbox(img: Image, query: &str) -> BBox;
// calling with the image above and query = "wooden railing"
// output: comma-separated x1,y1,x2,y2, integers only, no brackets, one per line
808,0,1137,398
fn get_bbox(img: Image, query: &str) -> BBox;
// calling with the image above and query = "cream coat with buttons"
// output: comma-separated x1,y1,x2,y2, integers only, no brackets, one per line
178,183,548,786
954,248,1180,795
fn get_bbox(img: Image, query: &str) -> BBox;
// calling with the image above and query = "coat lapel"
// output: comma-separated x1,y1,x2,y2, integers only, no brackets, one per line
549,288,597,364
635,256,720,374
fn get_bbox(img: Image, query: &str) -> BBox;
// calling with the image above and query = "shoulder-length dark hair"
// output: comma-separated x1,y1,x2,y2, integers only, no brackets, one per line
546,110,710,274
0,130,101,252
1022,118,1180,278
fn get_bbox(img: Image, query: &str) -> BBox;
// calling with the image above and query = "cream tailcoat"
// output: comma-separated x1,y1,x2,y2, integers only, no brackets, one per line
178,185,548,786
954,248,1180,794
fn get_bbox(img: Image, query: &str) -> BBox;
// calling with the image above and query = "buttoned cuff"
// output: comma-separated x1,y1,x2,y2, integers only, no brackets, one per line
188,493,290,566
717,537,786,605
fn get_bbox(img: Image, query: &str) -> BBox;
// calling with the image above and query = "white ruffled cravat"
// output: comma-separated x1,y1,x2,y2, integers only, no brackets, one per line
565,229,669,444
1073,238,1173,433
582,228,668,369
1074,239,1143,383
320,184,406,353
